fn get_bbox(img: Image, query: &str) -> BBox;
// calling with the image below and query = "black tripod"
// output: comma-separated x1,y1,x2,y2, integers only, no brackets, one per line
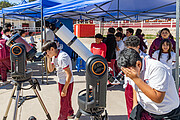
3,78,51,120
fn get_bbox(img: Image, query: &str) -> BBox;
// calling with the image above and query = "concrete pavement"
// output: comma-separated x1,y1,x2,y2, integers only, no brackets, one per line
0,37,128,120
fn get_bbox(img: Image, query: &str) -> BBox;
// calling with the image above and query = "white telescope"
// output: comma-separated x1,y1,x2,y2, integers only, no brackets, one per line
55,23,93,61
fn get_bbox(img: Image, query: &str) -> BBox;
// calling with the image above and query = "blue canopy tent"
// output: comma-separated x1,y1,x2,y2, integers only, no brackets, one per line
43,0,176,21
43,0,179,90
1,0,180,89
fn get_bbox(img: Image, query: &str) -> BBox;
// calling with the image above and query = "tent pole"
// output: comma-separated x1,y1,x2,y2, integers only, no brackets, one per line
3,14,5,28
175,0,180,91
117,0,119,19
41,0,44,84
34,20,36,41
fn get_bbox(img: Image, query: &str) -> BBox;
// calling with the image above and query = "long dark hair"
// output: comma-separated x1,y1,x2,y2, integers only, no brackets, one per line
135,29,142,36
159,28,170,38
158,39,172,62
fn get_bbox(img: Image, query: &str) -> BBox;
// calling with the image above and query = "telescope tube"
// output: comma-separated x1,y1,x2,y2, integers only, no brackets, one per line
55,23,93,61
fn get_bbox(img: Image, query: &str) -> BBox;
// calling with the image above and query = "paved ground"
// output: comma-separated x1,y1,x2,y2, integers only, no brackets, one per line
0,35,179,120
0,36,128,120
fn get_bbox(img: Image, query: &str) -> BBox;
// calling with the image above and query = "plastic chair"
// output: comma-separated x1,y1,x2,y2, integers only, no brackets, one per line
76,56,86,72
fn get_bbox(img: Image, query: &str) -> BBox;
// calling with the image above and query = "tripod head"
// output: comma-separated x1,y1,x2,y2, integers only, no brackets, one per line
6,34,47,82
10,43,32,82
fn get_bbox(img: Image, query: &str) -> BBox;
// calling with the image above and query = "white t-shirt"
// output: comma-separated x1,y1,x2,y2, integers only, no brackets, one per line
2,34,9,41
43,28,55,42
52,50,74,84
152,50,176,74
134,58,179,115
123,50,149,88
30,36,35,44
116,40,124,60
123,36,127,42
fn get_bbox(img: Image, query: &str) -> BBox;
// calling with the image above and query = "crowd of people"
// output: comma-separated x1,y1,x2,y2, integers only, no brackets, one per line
1,20,180,120
0,23,38,86
90,27,180,119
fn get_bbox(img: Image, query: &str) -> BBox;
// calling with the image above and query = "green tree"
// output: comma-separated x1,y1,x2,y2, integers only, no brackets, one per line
0,0,17,10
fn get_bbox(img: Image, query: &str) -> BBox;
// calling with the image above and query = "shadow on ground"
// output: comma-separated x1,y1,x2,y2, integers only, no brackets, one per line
107,84,125,91
79,115,128,120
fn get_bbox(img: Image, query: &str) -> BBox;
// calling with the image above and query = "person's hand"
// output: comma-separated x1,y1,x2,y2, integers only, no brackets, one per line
46,54,51,59
61,88,67,97
108,62,111,64
117,48,120,51
143,49,147,53
121,67,140,80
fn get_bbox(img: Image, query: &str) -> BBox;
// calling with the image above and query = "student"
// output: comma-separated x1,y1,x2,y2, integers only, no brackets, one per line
114,32,124,76
0,33,11,84
149,28,176,57
103,28,116,87
90,33,107,58
2,29,10,41
123,36,149,119
135,29,147,53
19,30,26,40
152,39,176,75
142,33,148,46
118,48,180,120
29,32,35,44
116,27,126,39
43,21,55,43
123,28,134,42
5,23,12,30
42,42,74,120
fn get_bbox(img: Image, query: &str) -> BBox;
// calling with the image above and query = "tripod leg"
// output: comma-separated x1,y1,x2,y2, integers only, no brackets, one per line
13,84,21,120
32,88,51,120
3,85,17,120
75,109,82,119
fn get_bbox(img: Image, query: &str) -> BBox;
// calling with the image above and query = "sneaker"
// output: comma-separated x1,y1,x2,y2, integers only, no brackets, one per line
0,81,10,86
67,114,75,119
107,84,115,88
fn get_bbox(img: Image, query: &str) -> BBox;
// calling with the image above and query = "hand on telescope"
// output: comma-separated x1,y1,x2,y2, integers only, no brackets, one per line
121,67,140,80
61,88,67,97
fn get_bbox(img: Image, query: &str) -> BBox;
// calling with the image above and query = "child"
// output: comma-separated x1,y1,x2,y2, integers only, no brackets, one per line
123,36,149,119
29,32,37,47
19,30,26,40
152,39,176,75
119,48,180,120
90,33,107,58
0,33,11,84
114,32,124,76
42,42,74,120
2,29,10,41
103,28,116,87
29,32,35,44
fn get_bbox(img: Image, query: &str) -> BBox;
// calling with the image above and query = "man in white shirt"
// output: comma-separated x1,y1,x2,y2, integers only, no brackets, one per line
43,21,55,43
123,28,134,42
118,48,180,120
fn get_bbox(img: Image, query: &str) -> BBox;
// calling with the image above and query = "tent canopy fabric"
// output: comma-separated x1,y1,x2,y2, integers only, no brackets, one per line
2,0,67,20
44,0,176,21
1,0,177,21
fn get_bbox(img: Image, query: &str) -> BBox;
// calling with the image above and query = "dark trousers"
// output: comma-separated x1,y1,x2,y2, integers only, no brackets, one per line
130,104,180,120
58,82,74,120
